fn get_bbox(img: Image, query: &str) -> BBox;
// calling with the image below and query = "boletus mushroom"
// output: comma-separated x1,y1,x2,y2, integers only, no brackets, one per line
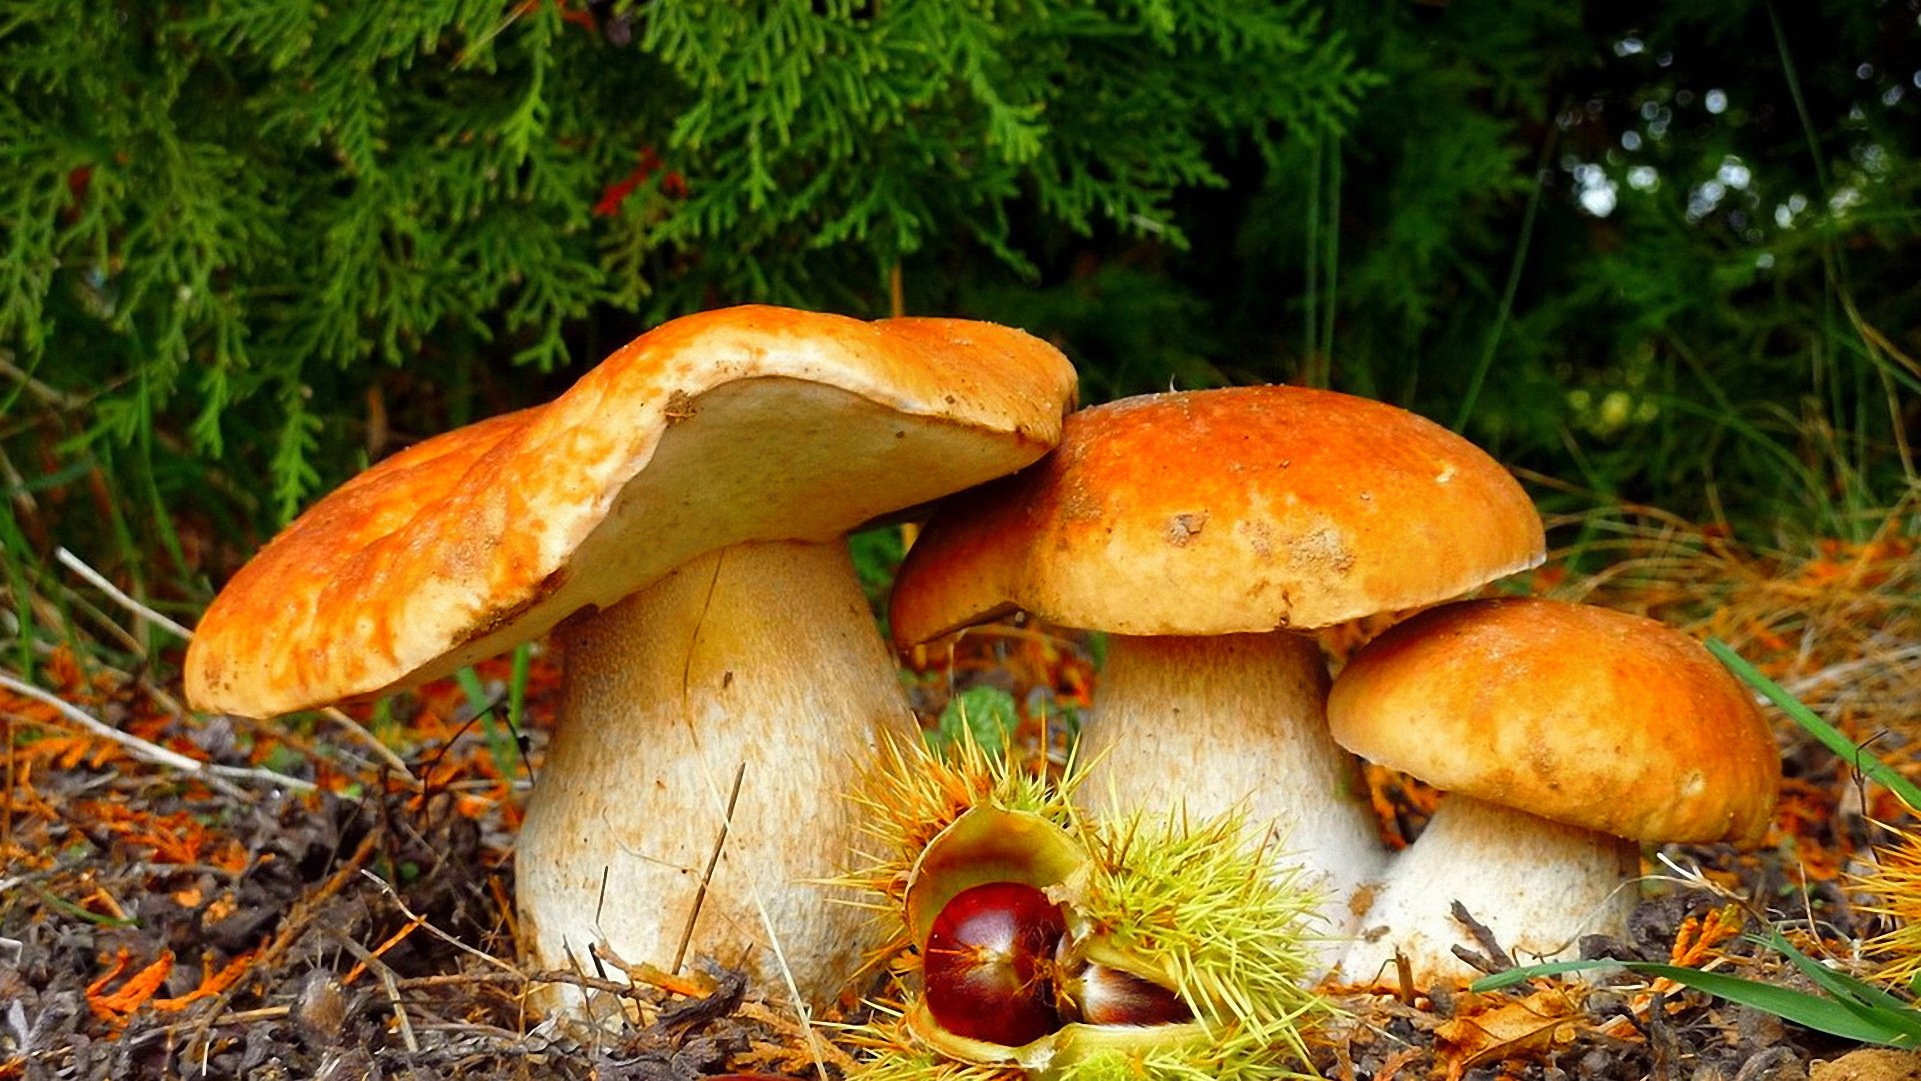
887,387,1545,949
185,306,1077,1017
1327,597,1781,987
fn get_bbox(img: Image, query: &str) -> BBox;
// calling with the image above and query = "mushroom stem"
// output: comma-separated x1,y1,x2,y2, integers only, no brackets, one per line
1338,793,1638,988
517,538,914,1018
1081,632,1385,949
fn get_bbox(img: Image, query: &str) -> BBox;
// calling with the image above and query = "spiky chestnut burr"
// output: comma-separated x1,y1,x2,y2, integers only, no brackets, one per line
1853,821,1921,988
839,734,1336,1081
836,731,1081,970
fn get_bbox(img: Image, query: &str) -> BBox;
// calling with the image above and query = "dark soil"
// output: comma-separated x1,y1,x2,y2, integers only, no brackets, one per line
0,614,1903,1080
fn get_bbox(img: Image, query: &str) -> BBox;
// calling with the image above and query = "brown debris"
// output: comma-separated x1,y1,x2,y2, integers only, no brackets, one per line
5,505,1918,1077
1812,1050,1921,1081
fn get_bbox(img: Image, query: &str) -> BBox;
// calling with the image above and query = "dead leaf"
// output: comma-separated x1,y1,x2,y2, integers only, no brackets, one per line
1433,989,1581,1077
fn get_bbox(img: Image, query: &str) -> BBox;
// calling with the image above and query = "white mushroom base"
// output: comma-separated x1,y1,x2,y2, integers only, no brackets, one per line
517,540,913,1021
1337,794,1638,988
1081,632,1386,955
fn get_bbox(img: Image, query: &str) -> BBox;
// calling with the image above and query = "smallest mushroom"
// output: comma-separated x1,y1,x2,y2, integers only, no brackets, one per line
1327,597,1780,988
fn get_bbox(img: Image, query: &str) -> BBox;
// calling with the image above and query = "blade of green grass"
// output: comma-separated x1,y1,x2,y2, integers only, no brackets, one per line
1760,926,1921,1022
1453,106,1556,432
1469,959,1609,989
1472,959,1920,1046
33,885,141,928
508,642,531,731
1707,637,1921,811
455,666,522,781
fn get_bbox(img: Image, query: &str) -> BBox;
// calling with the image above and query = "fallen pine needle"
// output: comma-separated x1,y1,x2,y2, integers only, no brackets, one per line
87,949,174,1025
343,912,431,987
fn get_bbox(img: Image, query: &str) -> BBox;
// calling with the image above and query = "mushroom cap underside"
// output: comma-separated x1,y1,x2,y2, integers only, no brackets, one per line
187,305,1077,718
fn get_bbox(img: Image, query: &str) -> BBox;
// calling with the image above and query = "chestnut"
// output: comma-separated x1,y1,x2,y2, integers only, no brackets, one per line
1058,959,1193,1027
922,881,1068,1046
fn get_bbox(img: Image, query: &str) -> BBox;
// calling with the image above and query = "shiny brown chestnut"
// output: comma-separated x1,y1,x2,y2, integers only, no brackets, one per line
1056,957,1194,1027
922,881,1068,1046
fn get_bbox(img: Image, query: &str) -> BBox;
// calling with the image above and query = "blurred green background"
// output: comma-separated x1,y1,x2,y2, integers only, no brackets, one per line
2,0,1916,643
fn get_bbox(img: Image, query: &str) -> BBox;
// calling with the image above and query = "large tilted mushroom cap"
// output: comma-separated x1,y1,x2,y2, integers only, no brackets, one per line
187,305,1077,718
889,386,1545,646
1328,597,1780,845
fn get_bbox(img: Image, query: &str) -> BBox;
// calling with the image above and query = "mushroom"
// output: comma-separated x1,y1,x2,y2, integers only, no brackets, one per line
1327,597,1780,987
886,387,1545,946
185,305,1077,1015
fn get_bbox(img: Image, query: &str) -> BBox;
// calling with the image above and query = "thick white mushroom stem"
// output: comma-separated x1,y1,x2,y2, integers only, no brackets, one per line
1082,632,1386,948
517,539,913,1019
1338,793,1638,988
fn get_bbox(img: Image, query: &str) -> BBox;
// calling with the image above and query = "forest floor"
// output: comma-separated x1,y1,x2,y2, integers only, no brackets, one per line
1,505,1917,1080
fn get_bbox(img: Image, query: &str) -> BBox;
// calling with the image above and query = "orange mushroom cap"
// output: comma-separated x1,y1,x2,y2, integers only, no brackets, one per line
187,306,1077,717
1328,597,1780,845
889,386,1545,647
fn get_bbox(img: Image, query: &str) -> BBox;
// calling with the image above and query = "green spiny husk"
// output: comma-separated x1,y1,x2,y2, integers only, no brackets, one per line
1853,821,1921,989
1053,806,1337,1063
842,1016,1021,1081
836,728,1079,956
1040,1020,1321,1081
839,741,1335,1080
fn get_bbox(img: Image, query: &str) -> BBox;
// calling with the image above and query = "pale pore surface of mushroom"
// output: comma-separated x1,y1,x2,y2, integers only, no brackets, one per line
1337,794,1637,988
518,539,911,1016
1088,632,1384,946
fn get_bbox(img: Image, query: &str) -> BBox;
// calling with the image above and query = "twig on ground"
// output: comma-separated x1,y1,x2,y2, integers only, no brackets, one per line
1449,901,1516,972
56,547,195,641
528,967,671,1001
319,710,420,787
359,868,523,977
333,931,422,1052
394,971,527,990
54,545,421,785
0,672,314,796
592,943,717,998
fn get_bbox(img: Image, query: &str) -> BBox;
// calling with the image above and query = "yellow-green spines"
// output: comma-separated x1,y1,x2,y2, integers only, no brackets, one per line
840,735,1334,1081
1041,1022,1320,1081
1055,807,1335,1063
842,1013,1021,1081
839,730,1079,956
1854,822,1921,988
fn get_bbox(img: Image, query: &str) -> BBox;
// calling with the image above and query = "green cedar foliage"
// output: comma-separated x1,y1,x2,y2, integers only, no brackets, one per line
970,0,1917,542
0,0,1364,567
4,0,1917,634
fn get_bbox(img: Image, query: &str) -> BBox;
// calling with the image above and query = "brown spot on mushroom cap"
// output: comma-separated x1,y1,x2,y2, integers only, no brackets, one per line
1327,597,1780,845
1165,512,1206,546
889,386,1544,645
